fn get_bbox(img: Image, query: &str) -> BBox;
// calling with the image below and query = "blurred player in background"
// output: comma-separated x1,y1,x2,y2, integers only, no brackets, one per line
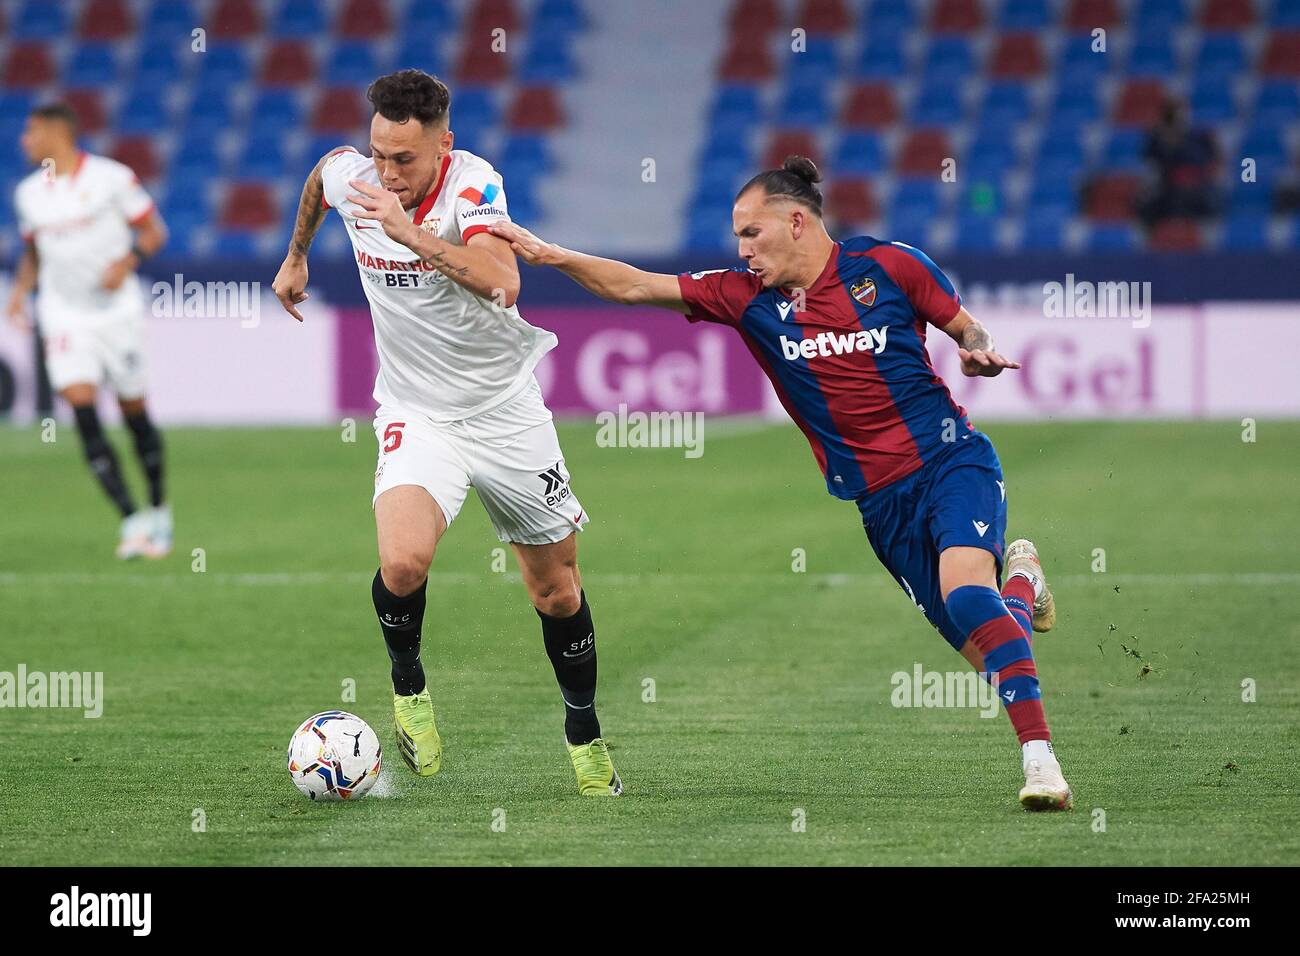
272,70,621,797
492,157,1072,811
7,103,171,560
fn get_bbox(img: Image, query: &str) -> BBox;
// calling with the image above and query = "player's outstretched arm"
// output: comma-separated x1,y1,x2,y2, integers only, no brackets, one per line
488,221,687,313
942,307,1021,377
5,238,37,331
272,152,331,322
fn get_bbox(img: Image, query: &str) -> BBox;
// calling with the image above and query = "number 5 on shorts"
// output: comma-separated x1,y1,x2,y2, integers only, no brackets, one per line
383,422,405,453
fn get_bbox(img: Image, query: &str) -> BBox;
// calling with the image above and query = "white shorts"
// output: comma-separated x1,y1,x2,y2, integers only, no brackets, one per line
42,319,148,398
372,378,589,546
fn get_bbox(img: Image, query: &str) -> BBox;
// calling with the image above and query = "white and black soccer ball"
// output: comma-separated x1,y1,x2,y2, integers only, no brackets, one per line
287,710,381,801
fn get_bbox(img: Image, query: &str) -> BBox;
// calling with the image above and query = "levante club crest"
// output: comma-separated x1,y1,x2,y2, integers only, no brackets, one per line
850,278,877,307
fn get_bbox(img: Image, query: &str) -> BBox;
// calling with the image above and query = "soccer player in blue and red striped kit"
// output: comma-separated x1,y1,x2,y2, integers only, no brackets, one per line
490,156,1071,810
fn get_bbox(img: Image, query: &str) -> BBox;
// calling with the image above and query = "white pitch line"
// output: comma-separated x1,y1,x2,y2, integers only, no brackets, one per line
0,571,1296,587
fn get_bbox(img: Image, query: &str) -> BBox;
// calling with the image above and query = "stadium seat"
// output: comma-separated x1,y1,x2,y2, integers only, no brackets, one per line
840,82,899,128
78,0,133,40
765,130,822,168
728,0,782,34
110,137,161,182
1127,35,1180,77
1149,218,1203,250
519,42,579,83
535,0,588,32
798,0,852,34
929,0,983,33
1064,0,1121,30
896,129,951,176
220,182,279,229
786,38,840,84
64,91,108,135
1274,0,1300,26
1201,0,1256,29
1191,75,1237,123
1113,80,1168,125
1057,34,1112,80
337,0,392,38
1051,79,1103,125
131,41,184,86
466,0,521,34
1132,0,1187,32
853,35,909,78
1084,173,1139,220
1260,33,1300,75
66,45,120,88
1220,211,1270,248
832,131,887,175
208,0,262,39
862,0,916,35
311,89,367,132
989,34,1046,78
457,44,512,84
921,36,976,82
1001,0,1051,29
1102,128,1149,171
115,89,170,134
140,0,197,41
507,87,564,130
827,179,878,221
981,80,1034,129
196,44,252,86
10,1,67,39
327,42,381,86
2,45,56,88
911,81,966,126
270,0,327,38
1195,32,1248,78
260,41,316,87
1087,222,1139,250
1254,80,1300,123
955,212,1001,250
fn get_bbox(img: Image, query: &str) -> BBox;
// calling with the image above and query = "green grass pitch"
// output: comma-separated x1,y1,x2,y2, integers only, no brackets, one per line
1,419,1297,866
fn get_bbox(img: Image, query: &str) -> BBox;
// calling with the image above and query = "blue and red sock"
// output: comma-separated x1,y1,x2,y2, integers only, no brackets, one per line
946,584,1049,744
1001,574,1035,641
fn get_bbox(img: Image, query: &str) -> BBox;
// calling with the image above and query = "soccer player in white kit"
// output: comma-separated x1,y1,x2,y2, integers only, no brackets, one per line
7,103,172,559
272,71,621,796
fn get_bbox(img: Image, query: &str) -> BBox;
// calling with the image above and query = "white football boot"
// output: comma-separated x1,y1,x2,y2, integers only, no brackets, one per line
1004,538,1056,632
1020,758,1073,811
115,510,154,560
145,504,173,559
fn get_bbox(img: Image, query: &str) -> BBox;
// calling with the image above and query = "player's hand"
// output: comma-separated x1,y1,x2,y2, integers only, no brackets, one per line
958,348,1020,377
272,255,311,322
488,222,566,267
347,180,416,247
5,291,31,332
102,255,135,291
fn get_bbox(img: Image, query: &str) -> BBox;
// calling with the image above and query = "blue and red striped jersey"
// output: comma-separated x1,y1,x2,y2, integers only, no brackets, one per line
678,236,972,499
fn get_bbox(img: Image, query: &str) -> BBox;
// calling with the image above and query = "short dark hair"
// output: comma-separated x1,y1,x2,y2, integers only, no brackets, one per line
737,155,824,217
31,101,79,134
366,70,451,127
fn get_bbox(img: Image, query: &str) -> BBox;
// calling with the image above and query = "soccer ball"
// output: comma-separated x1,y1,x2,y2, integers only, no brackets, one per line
287,710,381,800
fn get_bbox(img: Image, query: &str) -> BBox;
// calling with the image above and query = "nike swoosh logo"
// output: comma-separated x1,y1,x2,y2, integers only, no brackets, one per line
354,223,376,230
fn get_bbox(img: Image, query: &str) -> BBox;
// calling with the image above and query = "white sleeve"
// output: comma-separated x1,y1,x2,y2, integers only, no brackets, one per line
14,185,33,240
451,167,510,243
320,147,367,215
110,161,155,225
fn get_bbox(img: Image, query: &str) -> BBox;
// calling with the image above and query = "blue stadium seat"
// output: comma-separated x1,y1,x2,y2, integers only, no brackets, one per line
271,0,328,37
519,43,578,83
1102,129,1148,171
863,0,916,35
141,0,199,41
1273,0,1300,26
213,231,262,257
1051,79,1103,125
891,179,941,219
1240,126,1289,170
0,93,35,142
1191,75,1236,123
535,0,589,31
1220,212,1270,249
922,37,975,83
1254,81,1300,124
1087,224,1139,251
11,1,68,39
1021,214,1067,250
131,41,184,86
453,87,499,128
327,42,381,86
393,34,446,75
234,141,288,180
778,77,832,127
1195,32,1247,79
833,131,886,175
501,134,554,178
1228,175,1276,213
787,39,839,84
1057,35,1112,81
911,81,965,126
853,35,909,78
981,80,1033,130
1127,36,1180,77
1000,0,1051,28
955,212,1000,250
182,90,235,138
886,208,934,247
116,90,170,134
66,45,119,87
710,85,762,138
1132,0,1187,32
965,135,1018,179
196,44,252,86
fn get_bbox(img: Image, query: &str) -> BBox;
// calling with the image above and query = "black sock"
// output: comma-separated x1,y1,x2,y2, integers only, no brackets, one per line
73,405,136,517
372,569,427,696
124,410,165,508
538,590,601,745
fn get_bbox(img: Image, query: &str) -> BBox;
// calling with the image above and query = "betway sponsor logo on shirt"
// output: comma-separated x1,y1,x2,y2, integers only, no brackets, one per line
779,326,888,361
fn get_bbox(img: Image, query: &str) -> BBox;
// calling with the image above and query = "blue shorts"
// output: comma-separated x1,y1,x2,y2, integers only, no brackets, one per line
855,431,1008,650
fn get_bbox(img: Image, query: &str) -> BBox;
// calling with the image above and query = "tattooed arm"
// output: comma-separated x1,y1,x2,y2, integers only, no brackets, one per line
271,153,331,322
346,179,520,308
942,307,1022,377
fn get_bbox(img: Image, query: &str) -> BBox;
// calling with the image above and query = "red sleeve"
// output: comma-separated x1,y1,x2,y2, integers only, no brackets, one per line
864,243,962,327
677,269,763,326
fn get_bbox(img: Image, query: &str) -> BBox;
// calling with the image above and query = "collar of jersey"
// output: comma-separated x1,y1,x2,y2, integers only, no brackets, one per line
777,241,841,301
411,153,453,226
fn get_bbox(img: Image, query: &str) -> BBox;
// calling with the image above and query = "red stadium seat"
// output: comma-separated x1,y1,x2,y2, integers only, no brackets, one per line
110,137,161,182
930,0,983,33
3,44,56,88
456,45,511,83
260,41,315,86
827,179,877,222
78,0,133,40
798,0,852,34
507,87,564,130
728,0,782,34
1113,80,1167,125
220,182,279,230
896,129,951,176
765,131,822,169
840,82,899,128
466,0,521,34
1149,218,1203,250
1064,0,1121,31
64,90,107,134
1260,33,1300,76
719,39,775,82
209,0,261,39
990,34,1045,77
311,88,366,132
337,0,391,38
1084,173,1139,220
1201,0,1255,28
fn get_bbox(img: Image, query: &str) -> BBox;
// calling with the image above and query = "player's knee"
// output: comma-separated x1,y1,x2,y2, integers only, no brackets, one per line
380,556,429,597
532,579,581,619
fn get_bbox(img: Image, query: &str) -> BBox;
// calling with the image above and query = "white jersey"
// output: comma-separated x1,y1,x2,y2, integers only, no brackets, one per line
321,147,557,422
13,152,154,335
